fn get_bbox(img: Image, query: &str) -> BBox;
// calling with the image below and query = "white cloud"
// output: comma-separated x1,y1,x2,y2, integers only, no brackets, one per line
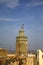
26,2,43,7
0,18,20,22
0,16,34,22
0,0,43,8
32,0,41,2
0,0,6,3
6,0,19,8
0,0,19,8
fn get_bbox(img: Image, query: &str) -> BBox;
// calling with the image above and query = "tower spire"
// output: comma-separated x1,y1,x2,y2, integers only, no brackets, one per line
21,24,24,29
19,24,24,36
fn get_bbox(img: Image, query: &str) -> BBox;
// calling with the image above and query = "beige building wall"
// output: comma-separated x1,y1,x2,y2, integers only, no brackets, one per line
0,48,7,58
37,49,43,65
7,54,16,58
26,54,36,65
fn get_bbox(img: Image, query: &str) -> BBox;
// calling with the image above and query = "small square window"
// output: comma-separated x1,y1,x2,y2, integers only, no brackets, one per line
42,55,43,58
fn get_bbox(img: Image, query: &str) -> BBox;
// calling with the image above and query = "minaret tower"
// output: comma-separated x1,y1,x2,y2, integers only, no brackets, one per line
16,24,28,56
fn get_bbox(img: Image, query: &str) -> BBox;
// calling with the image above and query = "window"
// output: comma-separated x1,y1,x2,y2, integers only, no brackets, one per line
42,55,43,58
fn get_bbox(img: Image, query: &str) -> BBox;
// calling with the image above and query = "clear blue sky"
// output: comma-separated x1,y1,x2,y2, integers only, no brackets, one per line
0,0,43,51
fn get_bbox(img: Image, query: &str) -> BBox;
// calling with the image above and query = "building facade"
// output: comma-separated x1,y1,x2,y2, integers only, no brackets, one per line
37,49,43,65
0,48,7,58
26,54,36,65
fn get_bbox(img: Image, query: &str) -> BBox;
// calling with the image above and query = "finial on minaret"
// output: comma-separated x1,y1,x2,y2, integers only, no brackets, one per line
19,24,24,36
21,24,24,29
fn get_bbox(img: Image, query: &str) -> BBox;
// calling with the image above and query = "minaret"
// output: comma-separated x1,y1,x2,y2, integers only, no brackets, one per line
16,24,28,56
